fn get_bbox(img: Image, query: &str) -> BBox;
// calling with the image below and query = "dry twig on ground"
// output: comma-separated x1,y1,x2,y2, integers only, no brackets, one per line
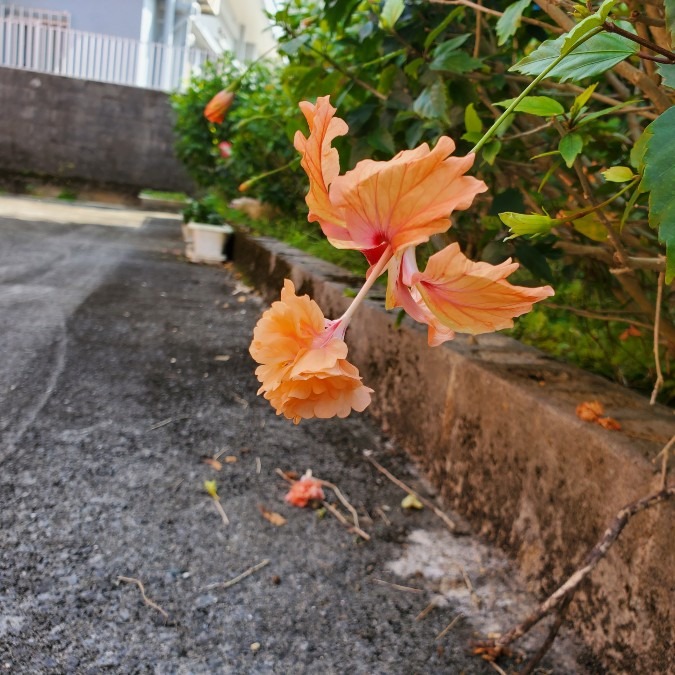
203,559,270,590
117,576,169,621
363,452,458,532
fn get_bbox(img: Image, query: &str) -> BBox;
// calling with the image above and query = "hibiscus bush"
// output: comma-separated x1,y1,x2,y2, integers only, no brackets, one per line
175,0,675,405
172,55,307,211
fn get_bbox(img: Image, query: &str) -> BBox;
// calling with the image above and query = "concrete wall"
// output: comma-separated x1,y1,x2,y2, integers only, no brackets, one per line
9,0,145,40
0,67,193,194
233,232,675,675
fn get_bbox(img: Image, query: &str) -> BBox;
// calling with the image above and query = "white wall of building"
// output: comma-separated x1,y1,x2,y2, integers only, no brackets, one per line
7,0,146,40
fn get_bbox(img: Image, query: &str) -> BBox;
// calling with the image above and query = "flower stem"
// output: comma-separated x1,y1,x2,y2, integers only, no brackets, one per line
470,26,604,155
337,248,393,329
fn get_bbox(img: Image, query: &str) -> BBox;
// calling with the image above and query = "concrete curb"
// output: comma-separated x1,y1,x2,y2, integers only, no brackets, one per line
232,231,674,673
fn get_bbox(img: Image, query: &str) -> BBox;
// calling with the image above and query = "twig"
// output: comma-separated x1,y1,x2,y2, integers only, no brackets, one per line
488,661,508,675
435,613,462,640
364,453,458,532
520,595,572,675
495,485,675,649
544,303,653,330
660,435,674,491
372,578,425,594
650,271,665,405
117,576,169,621
322,500,371,541
473,0,482,59
255,457,261,474
202,559,270,590
318,479,361,531
415,600,438,622
375,506,391,525
212,498,230,526
430,0,564,33
148,415,189,431
459,566,481,608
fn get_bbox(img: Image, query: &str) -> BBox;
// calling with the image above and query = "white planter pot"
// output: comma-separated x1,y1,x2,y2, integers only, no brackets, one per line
187,222,233,264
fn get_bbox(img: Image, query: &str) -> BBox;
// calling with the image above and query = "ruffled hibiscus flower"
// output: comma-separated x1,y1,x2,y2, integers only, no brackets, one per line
249,280,372,424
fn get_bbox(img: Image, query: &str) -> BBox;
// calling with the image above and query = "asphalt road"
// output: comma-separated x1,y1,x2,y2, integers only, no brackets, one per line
0,202,587,674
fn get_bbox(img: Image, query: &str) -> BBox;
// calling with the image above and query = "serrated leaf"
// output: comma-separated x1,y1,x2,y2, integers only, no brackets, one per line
424,7,463,50
495,95,564,116
561,0,617,53
641,107,675,282
464,103,483,134
499,212,556,238
657,63,675,89
510,32,637,83
413,79,448,121
571,213,607,241
559,133,583,168
380,0,405,30
482,140,501,165
430,38,481,74
602,166,635,182
496,0,531,46
570,83,597,118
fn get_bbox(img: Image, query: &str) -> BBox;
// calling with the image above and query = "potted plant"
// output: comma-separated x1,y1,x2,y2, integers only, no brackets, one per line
181,196,233,264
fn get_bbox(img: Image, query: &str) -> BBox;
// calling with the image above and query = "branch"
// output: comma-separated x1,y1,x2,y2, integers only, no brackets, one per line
494,484,675,649
537,1,673,113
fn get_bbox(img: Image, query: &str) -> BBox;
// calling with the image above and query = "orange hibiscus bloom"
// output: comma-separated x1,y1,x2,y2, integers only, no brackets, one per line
285,473,325,507
294,96,487,267
249,280,372,424
204,90,234,124
387,244,554,344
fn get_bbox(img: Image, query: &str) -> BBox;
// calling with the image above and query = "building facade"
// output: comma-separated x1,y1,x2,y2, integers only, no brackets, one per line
0,1,274,90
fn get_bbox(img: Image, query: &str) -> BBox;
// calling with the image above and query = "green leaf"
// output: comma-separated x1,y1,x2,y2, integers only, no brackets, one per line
404,57,425,80
641,107,675,282
570,83,597,118
602,166,635,182
571,213,607,241
657,63,675,89
413,79,449,121
380,0,405,30
496,0,531,46
561,0,616,54
499,212,556,238
495,96,564,116
511,32,638,83
482,140,501,165
464,103,483,134
666,0,675,41
630,127,653,172
424,8,464,50
278,34,310,56
559,132,583,168
367,126,396,154
429,36,481,74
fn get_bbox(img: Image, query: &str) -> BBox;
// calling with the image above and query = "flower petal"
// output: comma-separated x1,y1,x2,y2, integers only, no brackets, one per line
330,140,488,254
293,97,351,246
413,243,554,335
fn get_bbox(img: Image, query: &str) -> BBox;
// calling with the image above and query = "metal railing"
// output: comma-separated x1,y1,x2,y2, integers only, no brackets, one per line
0,16,212,91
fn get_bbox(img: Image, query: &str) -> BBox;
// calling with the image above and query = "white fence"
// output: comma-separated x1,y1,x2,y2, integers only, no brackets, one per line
0,17,211,91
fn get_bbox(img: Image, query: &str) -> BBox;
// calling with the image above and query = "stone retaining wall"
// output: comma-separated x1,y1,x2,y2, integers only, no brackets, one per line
0,67,192,193
233,232,675,674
